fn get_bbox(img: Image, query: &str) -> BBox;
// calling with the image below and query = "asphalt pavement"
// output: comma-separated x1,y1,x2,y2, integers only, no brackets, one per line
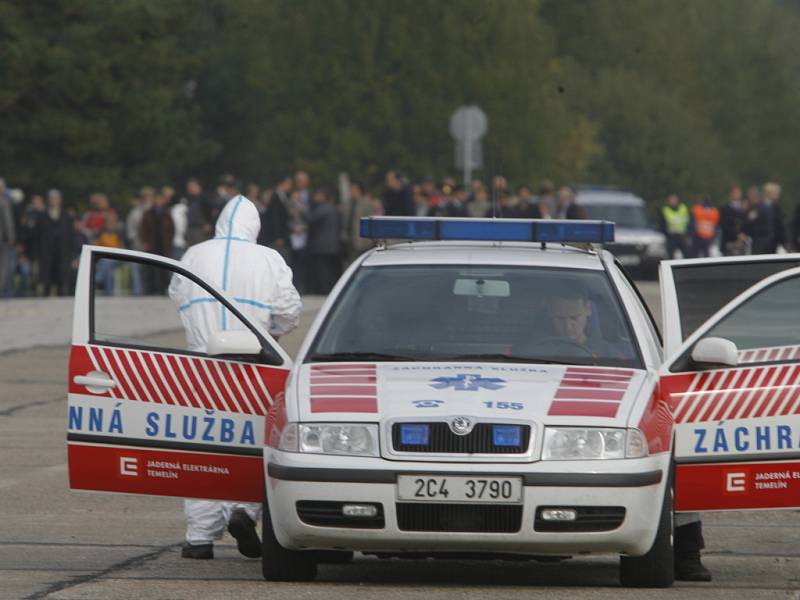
1,285,799,599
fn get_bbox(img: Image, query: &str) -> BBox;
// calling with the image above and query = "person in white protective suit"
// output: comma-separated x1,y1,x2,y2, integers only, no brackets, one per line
168,194,301,560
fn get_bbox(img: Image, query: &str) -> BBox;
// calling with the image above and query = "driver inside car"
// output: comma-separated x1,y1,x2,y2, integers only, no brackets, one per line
544,286,615,359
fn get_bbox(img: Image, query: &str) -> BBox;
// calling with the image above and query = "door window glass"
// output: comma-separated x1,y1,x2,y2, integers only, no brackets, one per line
702,275,800,361
91,256,272,362
672,259,800,341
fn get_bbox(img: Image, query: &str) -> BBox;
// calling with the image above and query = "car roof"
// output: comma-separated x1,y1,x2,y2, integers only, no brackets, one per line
360,241,606,270
575,190,645,207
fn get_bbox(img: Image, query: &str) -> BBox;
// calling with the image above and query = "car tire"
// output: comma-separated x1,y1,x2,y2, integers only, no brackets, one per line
619,463,674,588
261,493,318,582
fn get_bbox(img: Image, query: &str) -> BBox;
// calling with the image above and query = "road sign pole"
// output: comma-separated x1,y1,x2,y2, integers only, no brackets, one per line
450,105,487,188
464,114,472,186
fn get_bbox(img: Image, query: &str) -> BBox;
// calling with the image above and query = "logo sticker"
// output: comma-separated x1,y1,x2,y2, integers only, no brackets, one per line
120,456,139,477
430,374,506,391
412,400,445,408
726,472,746,492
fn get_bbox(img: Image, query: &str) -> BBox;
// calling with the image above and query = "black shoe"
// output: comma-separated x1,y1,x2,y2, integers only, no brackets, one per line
181,543,214,559
228,509,262,558
675,552,712,581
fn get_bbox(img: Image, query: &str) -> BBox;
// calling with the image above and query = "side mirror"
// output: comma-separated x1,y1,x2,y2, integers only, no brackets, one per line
691,337,738,368
207,330,262,356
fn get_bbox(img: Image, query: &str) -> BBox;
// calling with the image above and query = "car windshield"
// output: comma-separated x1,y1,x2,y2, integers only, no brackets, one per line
580,204,649,229
308,265,641,368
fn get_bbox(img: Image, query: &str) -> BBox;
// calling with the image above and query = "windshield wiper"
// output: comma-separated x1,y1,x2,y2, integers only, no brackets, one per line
307,352,419,362
436,353,591,365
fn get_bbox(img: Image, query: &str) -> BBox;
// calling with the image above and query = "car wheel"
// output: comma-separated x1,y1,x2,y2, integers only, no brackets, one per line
619,462,675,588
261,492,318,581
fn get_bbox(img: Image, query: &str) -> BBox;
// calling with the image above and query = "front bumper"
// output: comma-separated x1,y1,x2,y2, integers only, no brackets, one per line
265,451,670,557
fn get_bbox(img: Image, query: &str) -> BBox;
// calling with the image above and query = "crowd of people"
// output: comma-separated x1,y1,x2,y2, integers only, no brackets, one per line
660,182,796,259
0,172,796,298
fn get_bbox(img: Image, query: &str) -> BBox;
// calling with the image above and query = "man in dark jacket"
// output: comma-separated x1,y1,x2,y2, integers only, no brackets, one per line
742,186,774,255
38,189,74,296
763,182,786,253
556,186,586,220
719,185,746,255
138,191,175,293
182,178,212,246
307,189,341,294
382,170,414,216
258,176,292,262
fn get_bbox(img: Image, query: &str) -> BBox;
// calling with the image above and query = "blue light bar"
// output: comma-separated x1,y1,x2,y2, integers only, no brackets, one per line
360,217,614,243
400,424,430,446
493,425,522,447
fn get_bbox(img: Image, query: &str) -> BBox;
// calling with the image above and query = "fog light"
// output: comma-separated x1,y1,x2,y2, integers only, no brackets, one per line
342,504,378,518
541,508,577,521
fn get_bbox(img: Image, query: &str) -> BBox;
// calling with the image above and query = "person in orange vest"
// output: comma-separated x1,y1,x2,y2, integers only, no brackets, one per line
691,194,720,258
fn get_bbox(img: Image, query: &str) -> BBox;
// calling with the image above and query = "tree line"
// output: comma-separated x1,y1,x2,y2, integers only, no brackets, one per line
2,0,799,209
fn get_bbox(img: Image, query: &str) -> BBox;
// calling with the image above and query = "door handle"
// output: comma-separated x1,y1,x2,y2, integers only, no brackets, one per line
74,372,116,390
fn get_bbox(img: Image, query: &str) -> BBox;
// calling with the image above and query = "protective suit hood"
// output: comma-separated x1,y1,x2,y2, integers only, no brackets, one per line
215,195,260,242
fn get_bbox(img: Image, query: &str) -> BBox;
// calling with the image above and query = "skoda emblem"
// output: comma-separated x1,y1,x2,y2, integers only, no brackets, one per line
449,416,474,436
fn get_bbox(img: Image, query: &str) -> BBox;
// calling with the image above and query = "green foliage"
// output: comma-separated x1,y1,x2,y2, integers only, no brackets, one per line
3,0,800,207
0,0,218,202
197,0,596,188
541,0,800,204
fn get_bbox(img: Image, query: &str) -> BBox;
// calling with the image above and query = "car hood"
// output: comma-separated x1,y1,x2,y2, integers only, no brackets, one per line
294,362,645,428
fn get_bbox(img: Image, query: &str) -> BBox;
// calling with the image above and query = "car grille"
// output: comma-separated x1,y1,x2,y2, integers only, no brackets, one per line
392,422,531,454
534,506,626,532
396,503,522,533
296,501,385,529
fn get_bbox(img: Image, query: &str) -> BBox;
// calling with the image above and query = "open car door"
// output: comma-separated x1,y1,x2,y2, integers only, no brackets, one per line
660,255,800,511
68,246,293,502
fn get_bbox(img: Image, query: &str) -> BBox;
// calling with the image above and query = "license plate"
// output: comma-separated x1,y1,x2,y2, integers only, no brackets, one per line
396,475,523,503
617,254,641,266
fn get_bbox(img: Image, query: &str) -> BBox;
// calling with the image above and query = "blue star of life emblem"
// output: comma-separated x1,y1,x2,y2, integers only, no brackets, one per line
429,374,506,391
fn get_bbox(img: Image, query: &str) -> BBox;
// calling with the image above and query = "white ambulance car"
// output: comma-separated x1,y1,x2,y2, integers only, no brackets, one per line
66,217,800,588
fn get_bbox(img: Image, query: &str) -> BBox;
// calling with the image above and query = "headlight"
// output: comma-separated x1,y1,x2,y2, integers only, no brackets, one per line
646,238,667,257
542,427,648,460
278,423,379,456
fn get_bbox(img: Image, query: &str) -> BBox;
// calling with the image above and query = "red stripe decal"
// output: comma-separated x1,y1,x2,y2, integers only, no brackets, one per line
697,369,739,422
554,388,625,401
754,365,791,418
310,376,377,384
685,370,728,424
310,397,378,413
165,354,200,409
548,401,620,417
178,356,213,411
214,361,245,413
310,385,377,396
309,370,376,377
559,379,629,390
97,346,129,399
727,368,768,420
228,363,261,416
189,358,225,411
141,352,174,405
564,368,633,377
127,351,157,403
310,363,376,371
739,367,777,419
708,369,750,422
